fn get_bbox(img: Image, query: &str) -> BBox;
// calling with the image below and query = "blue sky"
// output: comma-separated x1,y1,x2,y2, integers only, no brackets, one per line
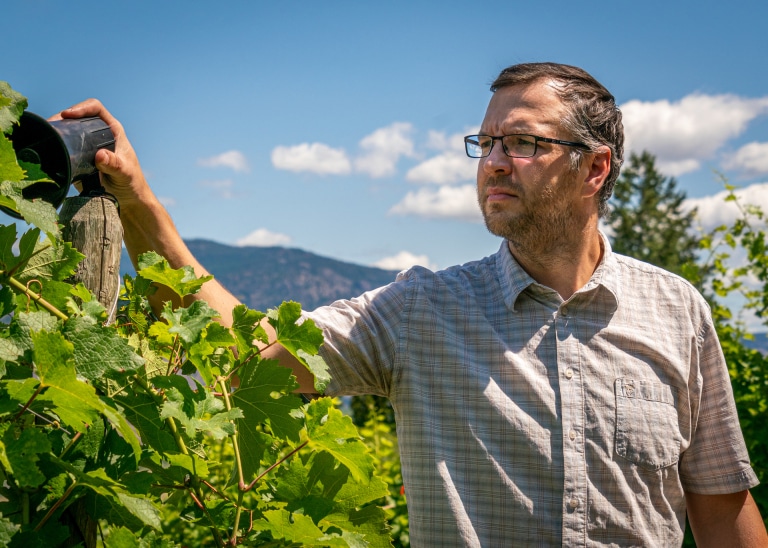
3,0,768,273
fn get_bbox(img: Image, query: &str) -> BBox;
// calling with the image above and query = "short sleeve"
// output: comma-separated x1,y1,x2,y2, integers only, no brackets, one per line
679,315,759,494
305,277,411,398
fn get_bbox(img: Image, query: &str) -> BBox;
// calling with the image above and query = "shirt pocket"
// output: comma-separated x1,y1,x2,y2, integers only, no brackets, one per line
614,378,681,471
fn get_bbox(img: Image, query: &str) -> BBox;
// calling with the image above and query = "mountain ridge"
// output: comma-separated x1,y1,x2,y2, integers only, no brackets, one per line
122,239,400,312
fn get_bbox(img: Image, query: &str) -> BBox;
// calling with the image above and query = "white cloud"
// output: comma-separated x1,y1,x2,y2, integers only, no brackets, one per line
158,196,176,207
198,150,250,173
723,142,768,177
271,143,352,175
621,94,768,176
373,251,437,271
354,122,415,178
389,184,482,222
199,179,235,199
406,152,477,185
406,129,479,185
683,182,768,232
236,228,292,247
426,130,453,150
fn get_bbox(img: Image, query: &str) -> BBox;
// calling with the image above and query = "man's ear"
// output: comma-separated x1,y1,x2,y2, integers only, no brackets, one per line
582,146,612,199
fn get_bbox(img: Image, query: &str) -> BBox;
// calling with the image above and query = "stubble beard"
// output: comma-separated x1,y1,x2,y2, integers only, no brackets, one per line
479,176,580,260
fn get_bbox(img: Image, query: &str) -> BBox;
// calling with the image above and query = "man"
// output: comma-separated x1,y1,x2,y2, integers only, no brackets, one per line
59,62,766,546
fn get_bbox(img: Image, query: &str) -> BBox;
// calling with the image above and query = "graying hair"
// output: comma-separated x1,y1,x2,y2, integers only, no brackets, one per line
490,62,624,218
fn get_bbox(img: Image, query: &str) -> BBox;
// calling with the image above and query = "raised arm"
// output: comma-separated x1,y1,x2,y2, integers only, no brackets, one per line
55,100,317,393
57,99,241,324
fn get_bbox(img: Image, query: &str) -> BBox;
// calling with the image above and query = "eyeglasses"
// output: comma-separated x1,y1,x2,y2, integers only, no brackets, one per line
464,134,591,158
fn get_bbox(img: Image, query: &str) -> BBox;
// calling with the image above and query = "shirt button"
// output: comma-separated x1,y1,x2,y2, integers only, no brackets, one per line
560,306,569,316
569,430,577,441
565,368,574,379
569,498,580,509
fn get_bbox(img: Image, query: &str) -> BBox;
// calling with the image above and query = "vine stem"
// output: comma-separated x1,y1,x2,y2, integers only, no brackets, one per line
217,378,246,546
165,334,181,376
0,271,69,321
246,440,309,492
12,383,45,422
59,431,83,459
35,480,77,531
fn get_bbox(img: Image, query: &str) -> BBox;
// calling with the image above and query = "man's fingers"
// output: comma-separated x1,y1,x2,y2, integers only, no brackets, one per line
94,148,124,178
59,98,106,119
56,99,123,137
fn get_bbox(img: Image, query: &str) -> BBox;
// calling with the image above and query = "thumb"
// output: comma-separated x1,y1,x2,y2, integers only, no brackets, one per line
94,149,125,180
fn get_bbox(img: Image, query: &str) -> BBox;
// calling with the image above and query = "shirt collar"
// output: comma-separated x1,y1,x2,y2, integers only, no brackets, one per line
496,232,621,312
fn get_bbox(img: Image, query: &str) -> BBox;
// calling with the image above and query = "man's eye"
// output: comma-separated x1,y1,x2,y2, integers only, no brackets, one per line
477,137,493,147
515,136,535,147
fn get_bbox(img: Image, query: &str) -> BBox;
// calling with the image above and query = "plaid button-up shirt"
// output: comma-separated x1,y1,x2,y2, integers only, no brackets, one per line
309,237,758,547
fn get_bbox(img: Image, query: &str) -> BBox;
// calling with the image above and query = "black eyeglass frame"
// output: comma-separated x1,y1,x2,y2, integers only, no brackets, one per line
464,133,591,158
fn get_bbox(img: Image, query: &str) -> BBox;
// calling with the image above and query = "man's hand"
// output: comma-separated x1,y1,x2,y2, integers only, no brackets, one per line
51,99,154,209
686,490,768,547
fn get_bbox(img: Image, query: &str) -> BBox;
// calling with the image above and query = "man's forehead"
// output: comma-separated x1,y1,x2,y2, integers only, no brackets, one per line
481,81,567,133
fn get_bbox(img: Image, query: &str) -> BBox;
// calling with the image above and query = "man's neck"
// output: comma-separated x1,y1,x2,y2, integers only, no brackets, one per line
507,224,604,301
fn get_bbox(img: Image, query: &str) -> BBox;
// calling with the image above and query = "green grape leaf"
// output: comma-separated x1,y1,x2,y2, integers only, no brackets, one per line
7,311,59,361
269,301,323,356
0,81,27,133
201,321,236,347
161,300,218,346
161,452,210,478
32,331,141,462
113,390,177,454
102,526,140,547
321,505,392,548
0,180,60,237
33,330,102,432
0,513,20,546
8,524,70,547
305,398,373,483
63,315,145,383
186,322,235,386
49,459,162,531
17,235,84,282
3,378,39,412
0,337,22,363
231,304,268,353
231,357,303,480
308,451,389,510
268,301,329,392
157,376,242,440
0,426,51,488
147,320,174,345
137,251,213,298
253,509,345,547
0,285,16,318
298,349,331,393
0,224,36,275
0,135,24,186
0,225,18,269
99,399,143,467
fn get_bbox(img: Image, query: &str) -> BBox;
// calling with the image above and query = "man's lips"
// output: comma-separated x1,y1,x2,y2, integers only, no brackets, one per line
485,186,519,202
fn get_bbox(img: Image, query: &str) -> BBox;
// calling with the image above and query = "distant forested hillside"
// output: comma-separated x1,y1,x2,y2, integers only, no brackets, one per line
122,239,399,311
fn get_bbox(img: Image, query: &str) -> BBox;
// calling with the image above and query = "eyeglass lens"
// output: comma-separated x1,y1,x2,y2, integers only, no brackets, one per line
465,135,538,158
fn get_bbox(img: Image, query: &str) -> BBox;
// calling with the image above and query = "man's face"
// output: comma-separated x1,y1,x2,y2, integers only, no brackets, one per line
476,81,586,247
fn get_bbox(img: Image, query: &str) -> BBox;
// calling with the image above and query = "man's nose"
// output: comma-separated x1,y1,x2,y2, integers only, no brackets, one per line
482,139,513,175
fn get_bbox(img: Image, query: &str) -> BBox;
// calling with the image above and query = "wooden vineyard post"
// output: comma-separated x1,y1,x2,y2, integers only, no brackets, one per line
59,192,123,323
58,186,123,547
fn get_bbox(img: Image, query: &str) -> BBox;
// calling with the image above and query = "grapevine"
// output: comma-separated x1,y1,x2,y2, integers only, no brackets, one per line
0,81,392,547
